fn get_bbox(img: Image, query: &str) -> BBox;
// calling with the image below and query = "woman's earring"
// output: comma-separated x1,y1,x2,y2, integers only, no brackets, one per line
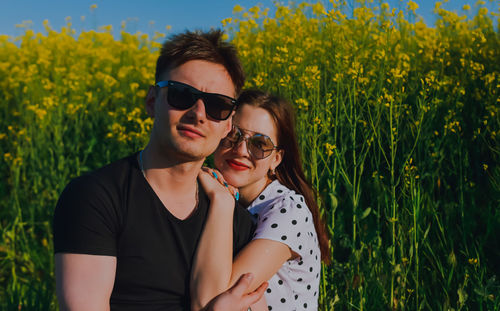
270,168,276,176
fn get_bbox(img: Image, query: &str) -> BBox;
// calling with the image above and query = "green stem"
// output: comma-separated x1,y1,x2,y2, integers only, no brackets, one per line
390,98,396,310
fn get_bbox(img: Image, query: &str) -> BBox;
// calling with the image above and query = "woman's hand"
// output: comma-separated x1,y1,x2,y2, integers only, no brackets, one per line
198,167,238,205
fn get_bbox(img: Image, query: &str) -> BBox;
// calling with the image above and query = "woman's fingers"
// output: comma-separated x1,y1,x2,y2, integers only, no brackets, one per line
202,167,226,185
201,166,239,200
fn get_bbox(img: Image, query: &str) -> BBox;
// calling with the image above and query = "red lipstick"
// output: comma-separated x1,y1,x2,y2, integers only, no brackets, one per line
226,159,249,171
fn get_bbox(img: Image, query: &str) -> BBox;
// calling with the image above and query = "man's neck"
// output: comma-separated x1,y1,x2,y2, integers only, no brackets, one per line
139,144,204,219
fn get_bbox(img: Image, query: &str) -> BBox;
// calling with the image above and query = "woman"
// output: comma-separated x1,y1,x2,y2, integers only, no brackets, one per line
191,90,330,311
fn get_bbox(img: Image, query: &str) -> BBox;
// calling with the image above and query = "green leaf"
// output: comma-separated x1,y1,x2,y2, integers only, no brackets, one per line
423,224,431,240
329,192,338,210
457,287,468,306
360,207,371,219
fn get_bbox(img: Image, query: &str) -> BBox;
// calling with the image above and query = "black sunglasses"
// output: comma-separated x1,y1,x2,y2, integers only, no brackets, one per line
156,80,237,121
221,125,279,159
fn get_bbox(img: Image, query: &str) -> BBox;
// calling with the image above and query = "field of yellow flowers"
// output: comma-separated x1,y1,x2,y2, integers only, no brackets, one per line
0,1,499,310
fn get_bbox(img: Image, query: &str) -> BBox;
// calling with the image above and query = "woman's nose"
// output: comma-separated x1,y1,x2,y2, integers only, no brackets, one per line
233,137,249,156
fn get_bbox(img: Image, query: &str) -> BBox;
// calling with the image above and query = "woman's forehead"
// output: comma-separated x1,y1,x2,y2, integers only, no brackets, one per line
234,105,278,139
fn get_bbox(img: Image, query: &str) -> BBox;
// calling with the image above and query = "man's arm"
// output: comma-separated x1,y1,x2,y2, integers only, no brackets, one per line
202,273,267,311
55,253,116,311
54,173,121,310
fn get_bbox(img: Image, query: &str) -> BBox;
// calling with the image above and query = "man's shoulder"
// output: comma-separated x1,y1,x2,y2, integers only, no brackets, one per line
91,153,138,181
59,153,138,204
53,154,138,255
70,153,137,186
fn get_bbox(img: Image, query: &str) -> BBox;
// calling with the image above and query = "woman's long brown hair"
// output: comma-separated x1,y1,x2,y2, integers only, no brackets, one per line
237,90,331,264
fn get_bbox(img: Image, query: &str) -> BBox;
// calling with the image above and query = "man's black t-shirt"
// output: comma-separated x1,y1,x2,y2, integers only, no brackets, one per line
53,153,255,311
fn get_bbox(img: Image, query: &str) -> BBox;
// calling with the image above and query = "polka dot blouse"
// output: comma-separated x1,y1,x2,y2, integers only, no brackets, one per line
247,180,321,310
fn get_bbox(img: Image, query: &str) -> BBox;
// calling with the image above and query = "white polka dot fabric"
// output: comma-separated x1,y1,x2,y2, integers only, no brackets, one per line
247,180,321,310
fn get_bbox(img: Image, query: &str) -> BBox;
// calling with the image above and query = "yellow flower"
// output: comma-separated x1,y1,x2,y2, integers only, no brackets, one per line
295,98,309,110
136,90,147,98
90,4,97,10
4,153,13,161
276,46,288,54
312,2,326,16
468,258,478,265
233,5,244,14
462,4,471,11
130,82,139,91
478,7,488,16
13,157,23,167
252,76,263,87
249,6,260,14
249,6,260,18
325,143,336,156
407,1,418,13
221,18,233,27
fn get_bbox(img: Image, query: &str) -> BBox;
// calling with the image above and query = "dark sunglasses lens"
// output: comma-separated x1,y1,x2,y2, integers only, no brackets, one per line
249,135,274,159
167,85,196,109
204,94,235,120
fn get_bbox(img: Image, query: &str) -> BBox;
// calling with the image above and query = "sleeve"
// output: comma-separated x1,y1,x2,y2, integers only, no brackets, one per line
53,174,120,256
253,195,314,260
232,202,256,256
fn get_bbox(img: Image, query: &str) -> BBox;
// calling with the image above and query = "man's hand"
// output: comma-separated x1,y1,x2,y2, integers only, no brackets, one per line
202,273,267,311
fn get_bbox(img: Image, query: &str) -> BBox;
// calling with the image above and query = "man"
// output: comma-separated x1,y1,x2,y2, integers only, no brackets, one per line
53,30,263,310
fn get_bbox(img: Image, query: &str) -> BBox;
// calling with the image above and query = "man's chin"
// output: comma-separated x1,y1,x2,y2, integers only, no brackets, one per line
173,146,211,162
166,138,219,162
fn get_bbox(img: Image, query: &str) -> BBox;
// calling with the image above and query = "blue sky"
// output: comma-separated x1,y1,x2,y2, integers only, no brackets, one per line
0,0,497,38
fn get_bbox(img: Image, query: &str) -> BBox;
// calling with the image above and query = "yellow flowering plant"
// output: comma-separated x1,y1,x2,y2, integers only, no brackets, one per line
0,1,498,310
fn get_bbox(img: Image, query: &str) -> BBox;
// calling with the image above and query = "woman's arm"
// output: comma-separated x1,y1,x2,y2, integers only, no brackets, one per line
191,170,295,311
229,239,293,291
190,169,238,311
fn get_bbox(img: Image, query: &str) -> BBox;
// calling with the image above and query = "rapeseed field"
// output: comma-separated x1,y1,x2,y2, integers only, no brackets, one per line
0,1,498,310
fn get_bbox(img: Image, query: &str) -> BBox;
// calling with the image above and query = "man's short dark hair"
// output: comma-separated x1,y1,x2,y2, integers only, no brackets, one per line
155,29,245,95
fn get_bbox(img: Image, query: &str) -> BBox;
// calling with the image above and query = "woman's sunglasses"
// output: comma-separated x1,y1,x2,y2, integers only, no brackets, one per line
156,80,237,121
221,125,279,159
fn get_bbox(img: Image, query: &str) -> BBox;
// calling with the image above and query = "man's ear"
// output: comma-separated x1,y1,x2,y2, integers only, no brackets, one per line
222,112,235,137
145,85,156,117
